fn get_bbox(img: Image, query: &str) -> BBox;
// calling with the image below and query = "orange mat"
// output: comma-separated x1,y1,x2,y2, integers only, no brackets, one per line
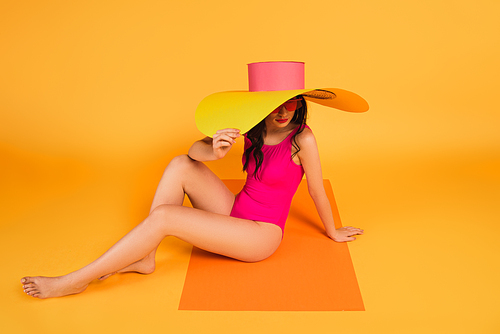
178,179,364,311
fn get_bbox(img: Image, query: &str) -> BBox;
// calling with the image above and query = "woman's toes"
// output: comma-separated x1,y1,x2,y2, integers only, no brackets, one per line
25,286,37,293
21,277,43,298
22,277,38,286
25,288,40,297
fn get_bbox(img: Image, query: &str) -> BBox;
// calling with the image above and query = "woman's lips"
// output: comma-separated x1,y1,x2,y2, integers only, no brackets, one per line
276,119,288,123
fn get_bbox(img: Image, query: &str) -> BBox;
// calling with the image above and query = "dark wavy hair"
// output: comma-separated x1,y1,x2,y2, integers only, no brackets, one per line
243,95,308,178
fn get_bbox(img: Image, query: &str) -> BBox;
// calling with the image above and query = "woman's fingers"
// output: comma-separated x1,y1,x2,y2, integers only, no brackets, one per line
332,226,364,242
341,226,364,234
216,128,240,134
212,130,240,159
214,129,240,140
213,133,237,147
214,132,238,141
213,129,240,147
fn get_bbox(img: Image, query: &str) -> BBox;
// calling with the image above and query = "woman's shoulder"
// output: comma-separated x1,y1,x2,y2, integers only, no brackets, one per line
295,124,315,142
294,124,318,152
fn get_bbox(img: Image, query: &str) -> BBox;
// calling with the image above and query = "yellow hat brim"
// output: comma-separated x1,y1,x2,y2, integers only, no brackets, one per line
195,88,368,137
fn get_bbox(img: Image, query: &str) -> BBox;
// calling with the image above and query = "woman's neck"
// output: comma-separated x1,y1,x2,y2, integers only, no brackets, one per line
263,123,298,145
266,122,297,134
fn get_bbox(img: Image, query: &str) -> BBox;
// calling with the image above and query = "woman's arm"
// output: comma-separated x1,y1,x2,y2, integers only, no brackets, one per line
296,129,363,242
188,128,240,161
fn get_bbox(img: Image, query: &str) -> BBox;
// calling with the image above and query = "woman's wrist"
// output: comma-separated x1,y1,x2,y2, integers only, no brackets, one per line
326,228,338,239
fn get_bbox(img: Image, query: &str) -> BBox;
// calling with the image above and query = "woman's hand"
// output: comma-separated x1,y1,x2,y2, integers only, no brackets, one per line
328,226,364,242
212,128,240,159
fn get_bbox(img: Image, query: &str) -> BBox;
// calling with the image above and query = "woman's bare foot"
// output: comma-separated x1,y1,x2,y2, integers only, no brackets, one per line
21,275,89,299
98,255,155,281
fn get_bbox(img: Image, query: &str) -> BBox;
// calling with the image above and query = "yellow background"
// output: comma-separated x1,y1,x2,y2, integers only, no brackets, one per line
1,0,499,333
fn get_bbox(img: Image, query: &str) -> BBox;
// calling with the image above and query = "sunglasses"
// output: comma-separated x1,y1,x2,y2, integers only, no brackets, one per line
271,98,302,113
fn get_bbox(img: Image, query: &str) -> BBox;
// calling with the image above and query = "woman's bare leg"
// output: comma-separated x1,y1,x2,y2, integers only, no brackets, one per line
21,205,281,298
21,155,281,298
99,155,236,279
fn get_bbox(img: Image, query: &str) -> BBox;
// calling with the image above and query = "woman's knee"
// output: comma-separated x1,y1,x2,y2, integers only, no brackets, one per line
148,204,191,234
146,204,174,234
165,154,203,176
168,154,194,169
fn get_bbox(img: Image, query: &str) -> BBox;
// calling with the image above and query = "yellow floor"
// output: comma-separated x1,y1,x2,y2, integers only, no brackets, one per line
1,149,499,334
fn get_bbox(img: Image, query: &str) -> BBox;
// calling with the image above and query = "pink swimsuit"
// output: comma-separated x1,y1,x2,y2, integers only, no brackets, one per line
229,125,308,234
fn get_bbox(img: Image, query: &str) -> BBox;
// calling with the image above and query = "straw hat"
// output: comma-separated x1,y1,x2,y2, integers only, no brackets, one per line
195,61,368,136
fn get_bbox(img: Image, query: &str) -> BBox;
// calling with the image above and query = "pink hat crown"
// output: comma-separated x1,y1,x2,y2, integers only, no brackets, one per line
248,61,305,92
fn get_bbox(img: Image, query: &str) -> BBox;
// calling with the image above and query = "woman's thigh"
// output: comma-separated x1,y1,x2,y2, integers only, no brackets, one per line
150,155,235,215
152,204,282,262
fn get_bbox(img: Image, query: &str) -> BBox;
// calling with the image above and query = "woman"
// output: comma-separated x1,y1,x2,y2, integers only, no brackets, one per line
21,62,366,299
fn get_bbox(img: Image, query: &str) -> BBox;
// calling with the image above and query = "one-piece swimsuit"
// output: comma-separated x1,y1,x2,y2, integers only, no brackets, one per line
229,124,309,235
